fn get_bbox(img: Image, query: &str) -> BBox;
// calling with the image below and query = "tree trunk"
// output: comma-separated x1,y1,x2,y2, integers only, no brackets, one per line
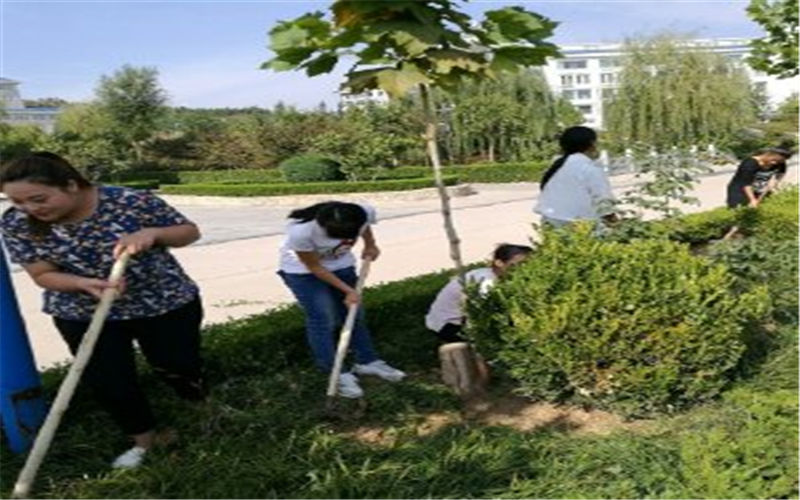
487,136,495,163
419,84,464,277
439,342,489,399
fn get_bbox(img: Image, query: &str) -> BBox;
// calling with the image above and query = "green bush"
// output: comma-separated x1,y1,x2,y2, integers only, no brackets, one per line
752,186,799,241
662,187,798,244
279,153,343,182
159,175,459,196
709,237,799,324
468,224,770,416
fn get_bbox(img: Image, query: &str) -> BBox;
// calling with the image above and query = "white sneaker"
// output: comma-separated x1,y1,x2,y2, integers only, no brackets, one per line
337,372,364,399
353,360,406,382
111,446,147,469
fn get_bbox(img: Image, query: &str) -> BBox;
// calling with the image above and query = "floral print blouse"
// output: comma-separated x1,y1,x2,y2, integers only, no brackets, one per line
1,186,199,321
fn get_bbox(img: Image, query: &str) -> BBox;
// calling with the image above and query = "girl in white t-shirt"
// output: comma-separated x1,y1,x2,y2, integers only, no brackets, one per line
426,244,533,343
278,201,405,399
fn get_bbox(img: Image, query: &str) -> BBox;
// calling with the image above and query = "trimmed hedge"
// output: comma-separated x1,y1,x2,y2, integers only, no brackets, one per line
159,175,460,196
468,223,771,416
178,169,285,184
665,187,798,244
107,170,181,185
116,179,160,190
103,161,548,188
279,154,343,182
384,161,548,183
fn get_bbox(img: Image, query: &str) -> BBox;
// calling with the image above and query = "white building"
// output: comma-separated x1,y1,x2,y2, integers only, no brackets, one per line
0,78,61,133
338,88,389,110
542,38,799,129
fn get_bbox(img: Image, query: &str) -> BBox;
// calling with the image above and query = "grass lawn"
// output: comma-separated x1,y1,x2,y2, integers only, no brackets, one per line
1,264,796,499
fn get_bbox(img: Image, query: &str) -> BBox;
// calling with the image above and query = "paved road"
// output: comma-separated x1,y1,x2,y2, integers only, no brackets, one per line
6,163,797,368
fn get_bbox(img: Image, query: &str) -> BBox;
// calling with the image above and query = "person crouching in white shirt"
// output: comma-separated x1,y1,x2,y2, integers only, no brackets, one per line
425,244,533,343
535,126,618,228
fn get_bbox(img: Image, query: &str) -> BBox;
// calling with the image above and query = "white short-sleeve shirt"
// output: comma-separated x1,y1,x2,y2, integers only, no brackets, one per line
279,203,377,274
535,152,615,222
425,267,497,332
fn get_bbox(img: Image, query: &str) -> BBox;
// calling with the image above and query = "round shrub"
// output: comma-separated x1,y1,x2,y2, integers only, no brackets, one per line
279,154,343,183
752,186,798,242
467,224,770,416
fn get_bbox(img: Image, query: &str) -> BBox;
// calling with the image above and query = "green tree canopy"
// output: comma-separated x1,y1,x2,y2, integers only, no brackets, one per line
263,1,560,98
96,65,168,162
50,103,126,175
605,36,758,150
0,123,50,159
442,69,581,162
747,0,799,78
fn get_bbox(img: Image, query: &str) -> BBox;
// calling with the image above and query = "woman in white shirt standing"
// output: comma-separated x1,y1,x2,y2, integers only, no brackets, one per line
278,201,405,399
535,126,617,228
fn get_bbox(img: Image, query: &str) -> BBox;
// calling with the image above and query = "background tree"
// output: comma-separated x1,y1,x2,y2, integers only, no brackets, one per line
605,36,758,151
727,93,799,158
442,69,580,163
49,103,126,177
746,0,799,78
0,123,50,159
312,103,423,179
22,97,68,108
96,65,168,164
264,0,559,274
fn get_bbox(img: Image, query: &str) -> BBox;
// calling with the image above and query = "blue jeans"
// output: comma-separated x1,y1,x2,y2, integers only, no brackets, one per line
278,267,378,373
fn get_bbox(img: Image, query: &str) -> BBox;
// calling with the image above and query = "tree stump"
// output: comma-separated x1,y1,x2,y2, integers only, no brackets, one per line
438,342,489,399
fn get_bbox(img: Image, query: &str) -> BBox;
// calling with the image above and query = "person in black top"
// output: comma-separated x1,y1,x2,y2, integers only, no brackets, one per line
727,147,792,208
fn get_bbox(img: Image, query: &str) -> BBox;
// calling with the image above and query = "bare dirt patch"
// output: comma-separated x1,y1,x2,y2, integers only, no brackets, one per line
467,394,653,436
343,394,652,446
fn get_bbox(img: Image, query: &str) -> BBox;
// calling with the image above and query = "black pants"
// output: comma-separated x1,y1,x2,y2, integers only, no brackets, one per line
53,297,205,435
435,323,467,343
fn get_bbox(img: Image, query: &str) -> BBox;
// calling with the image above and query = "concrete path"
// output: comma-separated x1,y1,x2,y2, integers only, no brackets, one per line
6,164,797,368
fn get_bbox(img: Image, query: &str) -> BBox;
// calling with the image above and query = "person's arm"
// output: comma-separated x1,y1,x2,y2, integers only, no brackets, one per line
295,251,361,306
360,225,380,261
22,261,120,299
588,168,618,222
743,185,760,207
113,223,200,258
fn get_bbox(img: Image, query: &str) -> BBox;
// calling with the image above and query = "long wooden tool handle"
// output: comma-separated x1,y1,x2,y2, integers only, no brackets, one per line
326,259,372,398
13,253,131,499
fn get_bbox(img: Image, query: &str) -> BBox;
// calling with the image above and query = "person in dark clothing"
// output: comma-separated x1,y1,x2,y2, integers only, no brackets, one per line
727,148,793,208
1,152,206,470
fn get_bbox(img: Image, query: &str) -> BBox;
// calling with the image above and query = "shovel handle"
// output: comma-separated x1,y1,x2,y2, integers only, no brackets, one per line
326,259,372,398
13,253,130,499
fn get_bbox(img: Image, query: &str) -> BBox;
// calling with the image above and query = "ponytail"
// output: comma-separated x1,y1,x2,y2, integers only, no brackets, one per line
540,155,568,189
540,126,598,190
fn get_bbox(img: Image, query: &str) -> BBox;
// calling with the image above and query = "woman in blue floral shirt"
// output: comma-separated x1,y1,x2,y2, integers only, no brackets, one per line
1,152,205,470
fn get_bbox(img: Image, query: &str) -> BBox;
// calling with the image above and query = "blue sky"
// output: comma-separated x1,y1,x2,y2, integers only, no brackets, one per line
1,1,762,109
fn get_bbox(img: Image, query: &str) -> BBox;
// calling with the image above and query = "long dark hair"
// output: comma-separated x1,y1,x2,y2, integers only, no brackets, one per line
0,152,92,238
540,126,598,189
288,202,367,239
